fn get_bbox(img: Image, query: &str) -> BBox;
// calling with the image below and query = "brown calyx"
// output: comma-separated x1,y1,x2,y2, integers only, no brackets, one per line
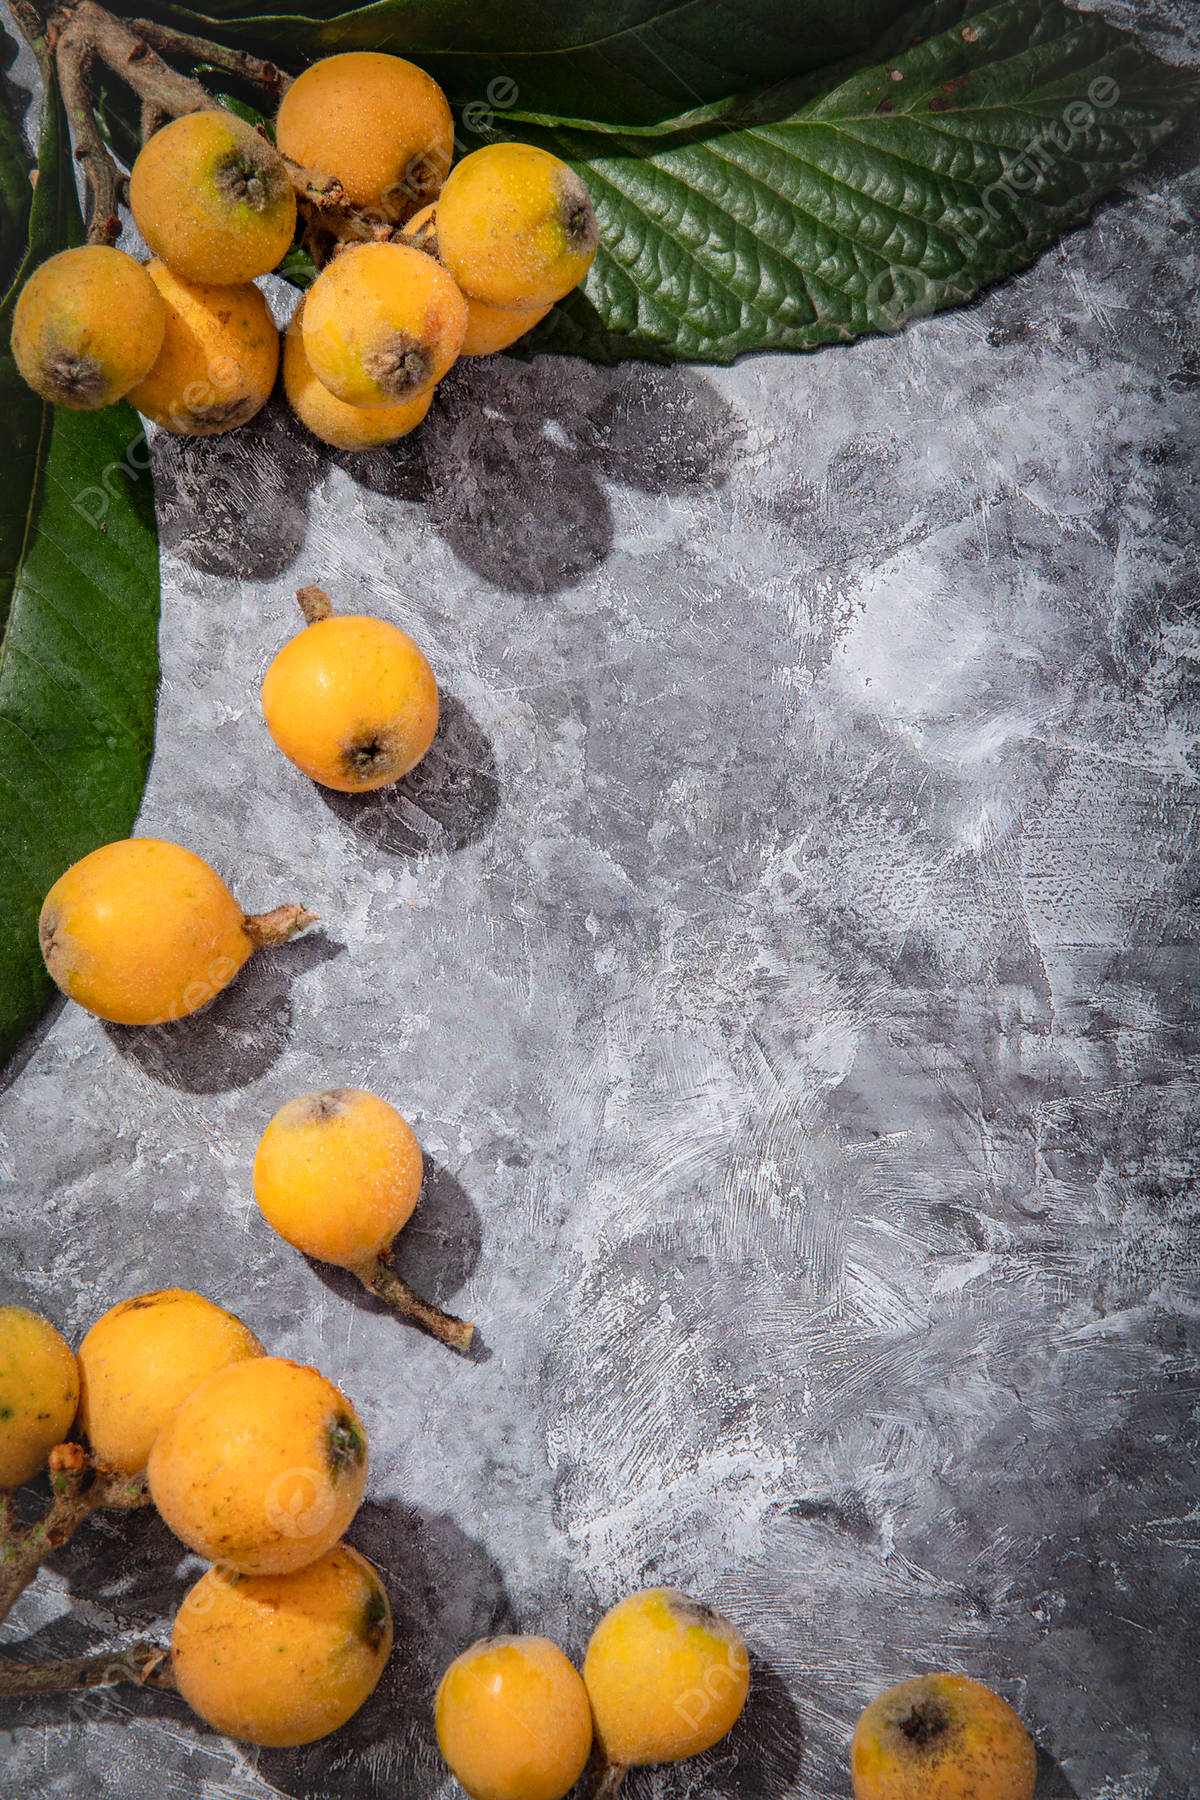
664,1594,724,1630
302,1087,354,1121
215,133,289,214
365,335,432,400
559,173,598,254
326,1411,367,1479
342,730,398,781
43,350,107,405
360,1581,390,1652
895,1698,952,1751
185,395,261,432
398,211,439,260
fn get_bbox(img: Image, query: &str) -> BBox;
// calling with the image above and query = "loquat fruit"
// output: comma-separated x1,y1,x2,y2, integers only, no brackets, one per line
261,585,438,792
38,836,315,1026
127,259,280,436
10,246,165,409
148,1355,368,1575
0,1306,79,1490
129,110,297,285
301,241,466,408
275,51,453,221
435,142,597,313
435,1635,594,1800
172,1545,393,1746
283,299,432,450
850,1672,1037,1800
584,1588,750,1783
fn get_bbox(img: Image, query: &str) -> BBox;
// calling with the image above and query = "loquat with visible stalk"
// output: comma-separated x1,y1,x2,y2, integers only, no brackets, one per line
253,1086,474,1353
38,837,315,1027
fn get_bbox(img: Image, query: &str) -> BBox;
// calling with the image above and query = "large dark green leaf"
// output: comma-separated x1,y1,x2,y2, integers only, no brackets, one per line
507,0,1200,363
139,0,911,124
0,57,160,1065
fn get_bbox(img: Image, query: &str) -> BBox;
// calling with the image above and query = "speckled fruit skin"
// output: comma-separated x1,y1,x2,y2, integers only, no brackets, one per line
301,241,466,408
460,293,551,356
253,1088,424,1271
399,203,550,356
436,143,598,312
127,260,279,436
0,1307,79,1489
77,1290,264,1475
275,51,453,220
10,246,165,409
261,611,439,792
435,1635,594,1800
583,1588,750,1768
129,110,296,285
172,1545,393,1747
147,1357,367,1576
283,300,432,450
38,838,256,1026
850,1673,1037,1800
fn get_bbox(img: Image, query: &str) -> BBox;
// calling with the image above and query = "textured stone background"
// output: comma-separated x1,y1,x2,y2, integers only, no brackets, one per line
3,3,1200,1796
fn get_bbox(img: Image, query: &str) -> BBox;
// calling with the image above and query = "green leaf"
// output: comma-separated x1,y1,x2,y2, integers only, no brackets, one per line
506,0,1200,363
0,62,160,1065
139,0,911,124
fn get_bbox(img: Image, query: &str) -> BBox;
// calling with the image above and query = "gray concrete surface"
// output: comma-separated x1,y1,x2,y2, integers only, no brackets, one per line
2,3,1200,1796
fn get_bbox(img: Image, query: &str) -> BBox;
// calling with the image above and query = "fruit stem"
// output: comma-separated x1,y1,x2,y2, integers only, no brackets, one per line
0,1444,150,1629
42,2,339,209
0,1639,175,1696
243,903,320,948
296,584,335,624
54,10,126,244
64,1,218,122
359,1255,476,1355
127,17,291,100
588,1762,629,1799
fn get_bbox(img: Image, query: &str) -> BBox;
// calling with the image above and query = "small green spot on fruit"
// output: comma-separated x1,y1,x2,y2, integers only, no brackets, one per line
326,1411,366,1478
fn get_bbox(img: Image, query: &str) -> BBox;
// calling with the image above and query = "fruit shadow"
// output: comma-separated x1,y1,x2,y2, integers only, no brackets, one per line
151,358,739,599
673,1651,805,1799
1036,1746,1080,1796
418,355,740,596
255,1498,516,1800
0,1498,198,1737
315,692,501,857
304,1157,490,1363
154,395,322,581
0,1498,513,1795
100,928,345,1094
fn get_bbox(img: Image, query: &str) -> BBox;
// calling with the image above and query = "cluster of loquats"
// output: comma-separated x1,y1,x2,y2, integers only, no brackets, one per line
10,48,597,448
0,1295,390,1746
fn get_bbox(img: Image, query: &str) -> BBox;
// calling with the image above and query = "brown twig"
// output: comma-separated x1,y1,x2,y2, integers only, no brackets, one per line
296,584,334,624
242,904,320,948
66,4,336,205
360,1253,476,1355
279,152,346,210
9,0,55,87
0,1444,150,1630
139,98,170,144
0,1640,176,1697
54,12,123,242
66,1,218,119
127,17,291,99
